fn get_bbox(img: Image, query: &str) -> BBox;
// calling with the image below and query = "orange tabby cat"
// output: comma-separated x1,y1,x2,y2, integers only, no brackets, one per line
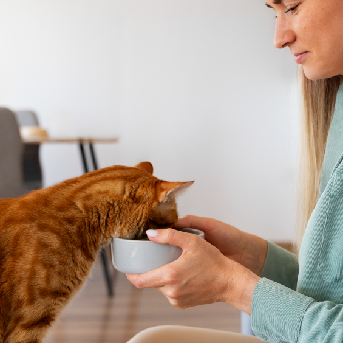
0,162,193,343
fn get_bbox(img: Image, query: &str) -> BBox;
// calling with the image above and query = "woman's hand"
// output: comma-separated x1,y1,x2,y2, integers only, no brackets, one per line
126,228,260,314
175,215,268,275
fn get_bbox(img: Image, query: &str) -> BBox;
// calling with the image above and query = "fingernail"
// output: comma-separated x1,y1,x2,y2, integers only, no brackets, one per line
146,229,158,238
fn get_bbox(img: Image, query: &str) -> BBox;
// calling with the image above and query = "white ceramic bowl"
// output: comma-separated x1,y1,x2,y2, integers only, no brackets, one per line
111,228,204,274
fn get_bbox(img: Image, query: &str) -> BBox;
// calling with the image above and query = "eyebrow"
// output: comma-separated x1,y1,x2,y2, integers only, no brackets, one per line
265,0,282,8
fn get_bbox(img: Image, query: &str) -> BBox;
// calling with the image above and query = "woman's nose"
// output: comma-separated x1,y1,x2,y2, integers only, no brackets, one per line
273,18,296,49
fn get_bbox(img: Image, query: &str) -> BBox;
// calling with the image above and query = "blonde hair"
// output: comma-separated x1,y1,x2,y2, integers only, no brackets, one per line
297,67,343,252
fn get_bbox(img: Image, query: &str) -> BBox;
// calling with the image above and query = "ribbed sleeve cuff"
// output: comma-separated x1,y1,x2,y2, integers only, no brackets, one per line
259,241,299,290
251,278,314,343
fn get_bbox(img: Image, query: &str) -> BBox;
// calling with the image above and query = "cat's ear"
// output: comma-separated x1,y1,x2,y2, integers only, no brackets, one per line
135,162,154,175
156,181,194,203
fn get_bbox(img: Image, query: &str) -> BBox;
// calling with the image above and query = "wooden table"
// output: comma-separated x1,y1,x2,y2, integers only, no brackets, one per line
23,137,119,297
23,137,118,173
23,138,119,144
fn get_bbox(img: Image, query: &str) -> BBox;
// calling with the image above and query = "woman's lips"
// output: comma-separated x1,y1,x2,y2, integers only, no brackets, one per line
294,51,309,64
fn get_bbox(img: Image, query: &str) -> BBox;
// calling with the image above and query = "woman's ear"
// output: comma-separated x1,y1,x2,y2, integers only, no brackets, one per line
134,162,154,175
156,181,194,203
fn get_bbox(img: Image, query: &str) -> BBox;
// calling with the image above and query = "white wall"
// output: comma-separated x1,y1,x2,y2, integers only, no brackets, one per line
0,0,299,241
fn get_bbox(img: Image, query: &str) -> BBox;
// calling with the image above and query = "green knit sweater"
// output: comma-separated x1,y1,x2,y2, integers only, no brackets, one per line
251,83,343,342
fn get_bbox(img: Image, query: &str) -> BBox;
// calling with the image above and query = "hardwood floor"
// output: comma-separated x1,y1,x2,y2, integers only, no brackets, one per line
44,252,241,343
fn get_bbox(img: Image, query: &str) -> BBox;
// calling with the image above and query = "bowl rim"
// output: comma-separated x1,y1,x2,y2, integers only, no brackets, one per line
112,238,157,243
112,228,204,242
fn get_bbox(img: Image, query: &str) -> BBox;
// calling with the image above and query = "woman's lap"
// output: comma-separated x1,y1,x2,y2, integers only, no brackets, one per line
127,325,263,343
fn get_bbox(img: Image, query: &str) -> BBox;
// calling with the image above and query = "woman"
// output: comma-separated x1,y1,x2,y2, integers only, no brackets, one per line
128,0,343,341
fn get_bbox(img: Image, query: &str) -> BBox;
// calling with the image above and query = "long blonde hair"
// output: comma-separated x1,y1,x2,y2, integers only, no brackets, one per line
297,67,343,251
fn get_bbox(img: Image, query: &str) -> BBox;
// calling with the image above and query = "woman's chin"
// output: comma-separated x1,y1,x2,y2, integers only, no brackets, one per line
303,65,342,81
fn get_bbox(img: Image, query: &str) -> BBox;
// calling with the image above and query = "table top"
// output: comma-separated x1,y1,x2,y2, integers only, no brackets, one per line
23,137,119,145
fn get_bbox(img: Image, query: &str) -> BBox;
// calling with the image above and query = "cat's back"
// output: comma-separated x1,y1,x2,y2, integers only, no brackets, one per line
0,197,30,258
0,198,12,213
0,198,21,229
0,194,46,266
0,195,38,229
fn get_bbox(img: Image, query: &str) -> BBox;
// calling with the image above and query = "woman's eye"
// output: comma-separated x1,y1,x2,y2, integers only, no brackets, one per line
275,3,299,19
285,4,300,14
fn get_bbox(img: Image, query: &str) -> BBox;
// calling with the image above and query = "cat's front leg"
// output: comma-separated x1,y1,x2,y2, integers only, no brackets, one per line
5,314,53,343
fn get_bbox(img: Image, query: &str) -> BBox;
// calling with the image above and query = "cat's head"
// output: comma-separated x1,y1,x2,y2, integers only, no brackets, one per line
73,162,193,240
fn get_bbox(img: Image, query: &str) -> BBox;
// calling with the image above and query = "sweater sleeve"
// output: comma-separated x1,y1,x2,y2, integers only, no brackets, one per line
251,278,343,343
259,241,299,290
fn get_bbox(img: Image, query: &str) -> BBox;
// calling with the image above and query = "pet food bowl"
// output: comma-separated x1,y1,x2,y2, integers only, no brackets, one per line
111,228,204,274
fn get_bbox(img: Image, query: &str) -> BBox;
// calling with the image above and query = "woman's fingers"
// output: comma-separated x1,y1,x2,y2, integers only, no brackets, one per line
173,215,196,229
126,217,263,313
126,264,177,289
174,215,214,231
126,228,236,309
127,229,198,288
146,228,197,250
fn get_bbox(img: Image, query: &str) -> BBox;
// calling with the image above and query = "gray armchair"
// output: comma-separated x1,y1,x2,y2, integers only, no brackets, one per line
0,108,24,198
14,110,43,193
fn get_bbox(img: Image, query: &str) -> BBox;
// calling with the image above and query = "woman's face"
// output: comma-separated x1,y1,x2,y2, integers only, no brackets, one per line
266,0,343,80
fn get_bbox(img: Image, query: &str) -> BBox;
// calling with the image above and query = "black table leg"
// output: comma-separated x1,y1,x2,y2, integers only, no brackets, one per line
78,140,114,297
78,141,89,173
89,143,99,171
100,248,114,297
